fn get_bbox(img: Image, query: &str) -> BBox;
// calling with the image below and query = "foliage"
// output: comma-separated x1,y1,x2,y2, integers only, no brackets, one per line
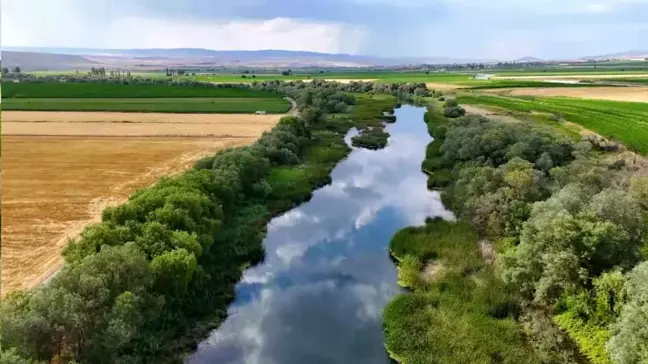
351,128,389,150
607,262,648,364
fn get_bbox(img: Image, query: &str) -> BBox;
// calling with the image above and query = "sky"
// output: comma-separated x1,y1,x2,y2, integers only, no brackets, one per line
2,0,648,60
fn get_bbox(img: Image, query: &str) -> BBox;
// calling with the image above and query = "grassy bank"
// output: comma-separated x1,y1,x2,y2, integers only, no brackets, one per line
2,97,291,113
457,94,648,154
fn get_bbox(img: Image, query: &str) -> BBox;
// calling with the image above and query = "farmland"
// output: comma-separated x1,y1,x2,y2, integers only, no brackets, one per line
482,86,648,103
1,82,290,113
1,113,281,294
457,94,648,153
2,82,279,98
2,97,290,113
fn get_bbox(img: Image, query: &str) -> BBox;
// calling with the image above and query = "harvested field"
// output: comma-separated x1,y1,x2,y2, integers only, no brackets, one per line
3,120,279,137
1,112,278,294
425,82,467,91
3,111,283,124
483,86,648,103
493,74,648,80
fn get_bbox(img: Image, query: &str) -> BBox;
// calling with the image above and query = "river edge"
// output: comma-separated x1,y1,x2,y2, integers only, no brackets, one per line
155,96,401,363
382,105,543,363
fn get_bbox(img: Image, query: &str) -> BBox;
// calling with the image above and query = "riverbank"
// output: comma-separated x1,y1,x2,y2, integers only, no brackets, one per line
383,107,543,363
383,100,648,363
0,87,399,363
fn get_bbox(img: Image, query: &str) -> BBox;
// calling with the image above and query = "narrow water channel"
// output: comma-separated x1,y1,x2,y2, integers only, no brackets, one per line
187,105,452,364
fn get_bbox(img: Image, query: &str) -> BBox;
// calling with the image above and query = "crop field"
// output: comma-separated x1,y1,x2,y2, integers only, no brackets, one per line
2,82,279,98
1,113,281,294
457,94,648,153
2,97,290,113
1,82,290,113
483,86,648,103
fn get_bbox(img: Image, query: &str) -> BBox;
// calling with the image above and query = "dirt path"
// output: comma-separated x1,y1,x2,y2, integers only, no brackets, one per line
285,97,299,116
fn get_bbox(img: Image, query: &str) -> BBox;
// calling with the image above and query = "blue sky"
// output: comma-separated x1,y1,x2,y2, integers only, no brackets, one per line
3,0,648,59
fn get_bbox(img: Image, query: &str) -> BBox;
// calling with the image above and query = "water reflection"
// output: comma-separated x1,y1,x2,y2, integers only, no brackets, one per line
187,106,452,364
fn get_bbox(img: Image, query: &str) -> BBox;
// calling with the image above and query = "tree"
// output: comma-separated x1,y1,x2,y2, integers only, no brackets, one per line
1,67,8,75
301,107,324,125
13,66,21,73
608,262,648,364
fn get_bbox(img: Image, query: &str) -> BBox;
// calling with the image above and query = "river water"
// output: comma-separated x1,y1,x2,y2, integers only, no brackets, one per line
187,105,452,364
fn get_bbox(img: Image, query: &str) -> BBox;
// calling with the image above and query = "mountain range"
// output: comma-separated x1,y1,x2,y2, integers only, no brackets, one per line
2,47,646,71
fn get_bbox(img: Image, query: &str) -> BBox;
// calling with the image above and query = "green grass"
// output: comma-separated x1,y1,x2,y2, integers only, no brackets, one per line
384,219,541,364
2,97,291,113
2,82,279,98
603,78,648,85
458,94,648,154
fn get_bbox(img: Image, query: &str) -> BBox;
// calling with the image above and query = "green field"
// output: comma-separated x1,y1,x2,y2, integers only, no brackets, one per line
603,78,648,85
1,81,289,113
2,97,291,113
2,82,279,98
457,94,648,153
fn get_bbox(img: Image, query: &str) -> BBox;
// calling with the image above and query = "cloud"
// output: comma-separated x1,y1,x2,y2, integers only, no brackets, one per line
103,17,367,53
2,0,367,53
3,0,647,60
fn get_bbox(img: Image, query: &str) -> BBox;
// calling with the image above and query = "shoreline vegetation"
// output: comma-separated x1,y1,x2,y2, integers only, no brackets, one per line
0,79,407,364
384,100,648,363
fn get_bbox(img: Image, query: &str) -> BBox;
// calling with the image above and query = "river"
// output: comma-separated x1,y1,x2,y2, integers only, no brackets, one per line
187,105,452,364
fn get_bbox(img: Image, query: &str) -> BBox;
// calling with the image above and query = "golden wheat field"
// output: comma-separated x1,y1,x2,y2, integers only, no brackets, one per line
1,112,281,294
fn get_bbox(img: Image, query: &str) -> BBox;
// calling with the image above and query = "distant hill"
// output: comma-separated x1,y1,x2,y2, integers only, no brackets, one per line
583,50,648,60
514,56,543,63
2,51,98,71
3,47,499,69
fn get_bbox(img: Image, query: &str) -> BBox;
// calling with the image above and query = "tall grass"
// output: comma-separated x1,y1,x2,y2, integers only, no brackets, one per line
384,219,540,364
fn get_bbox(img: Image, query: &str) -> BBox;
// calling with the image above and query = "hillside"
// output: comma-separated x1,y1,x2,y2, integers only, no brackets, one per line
3,47,498,68
1,51,98,71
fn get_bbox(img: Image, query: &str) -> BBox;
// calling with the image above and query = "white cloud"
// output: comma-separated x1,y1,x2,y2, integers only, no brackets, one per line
583,3,612,13
103,17,367,53
2,0,367,53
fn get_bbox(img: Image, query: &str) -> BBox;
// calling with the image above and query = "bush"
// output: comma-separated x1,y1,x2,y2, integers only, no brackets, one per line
444,98,459,108
444,106,466,118
351,128,390,150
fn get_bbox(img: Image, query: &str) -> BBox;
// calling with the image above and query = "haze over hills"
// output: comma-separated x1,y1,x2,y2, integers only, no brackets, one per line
582,50,648,61
2,47,499,70
2,47,647,71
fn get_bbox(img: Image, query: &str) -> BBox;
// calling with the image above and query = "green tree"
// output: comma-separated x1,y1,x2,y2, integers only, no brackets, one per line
608,262,648,364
